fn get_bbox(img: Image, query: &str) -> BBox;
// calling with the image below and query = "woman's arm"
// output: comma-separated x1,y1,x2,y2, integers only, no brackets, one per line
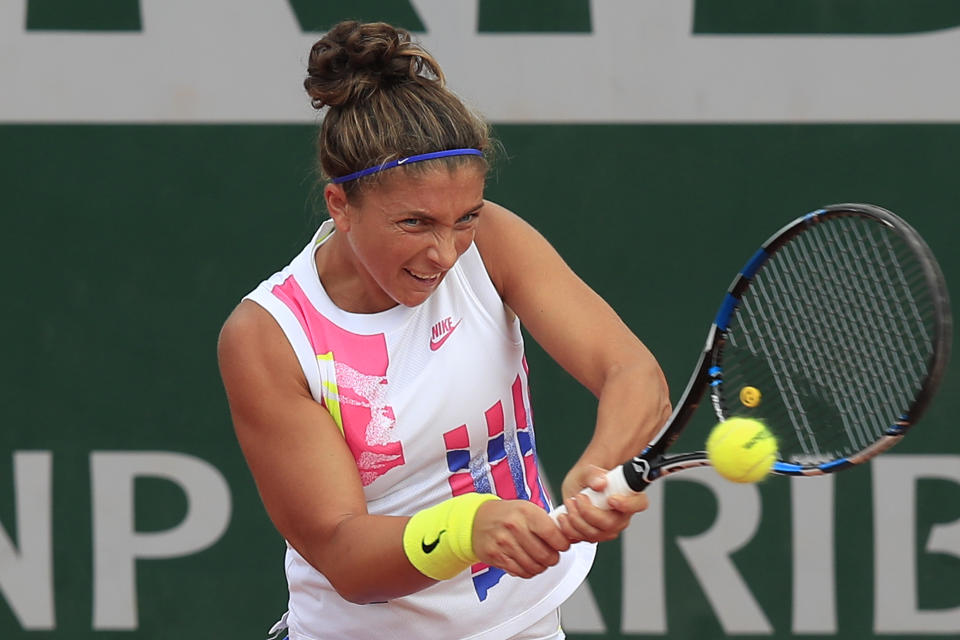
217,300,569,602
475,202,672,541
218,300,427,603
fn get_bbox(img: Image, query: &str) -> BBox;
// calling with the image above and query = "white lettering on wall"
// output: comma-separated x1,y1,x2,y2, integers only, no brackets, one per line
791,474,836,634
621,480,666,633
874,455,960,633
673,471,772,634
1,451,955,633
0,452,55,629
621,470,772,634
91,451,231,629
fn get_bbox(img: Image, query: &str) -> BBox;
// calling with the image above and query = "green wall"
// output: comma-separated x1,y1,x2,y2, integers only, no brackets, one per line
3,2,960,637
1,123,957,638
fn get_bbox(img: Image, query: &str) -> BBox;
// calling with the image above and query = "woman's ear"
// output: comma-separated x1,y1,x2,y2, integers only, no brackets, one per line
324,183,352,232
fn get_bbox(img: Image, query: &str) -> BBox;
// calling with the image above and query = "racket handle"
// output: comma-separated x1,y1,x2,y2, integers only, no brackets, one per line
549,465,639,524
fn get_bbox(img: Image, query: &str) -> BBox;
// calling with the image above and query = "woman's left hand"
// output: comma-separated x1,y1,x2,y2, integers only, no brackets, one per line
555,464,649,543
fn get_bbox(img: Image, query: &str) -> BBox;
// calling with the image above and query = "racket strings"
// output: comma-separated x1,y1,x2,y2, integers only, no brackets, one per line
838,224,931,403
803,226,903,424
802,223,918,446
732,294,823,454
839,221,933,392
870,228,932,368
736,253,877,457
791,221,929,447
721,216,937,462
747,237,885,457
744,253,869,455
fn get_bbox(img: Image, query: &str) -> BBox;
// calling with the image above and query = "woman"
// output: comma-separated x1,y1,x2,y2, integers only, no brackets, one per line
218,20,671,640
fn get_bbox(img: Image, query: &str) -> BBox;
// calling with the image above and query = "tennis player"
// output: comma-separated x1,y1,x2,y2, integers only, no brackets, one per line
217,20,670,640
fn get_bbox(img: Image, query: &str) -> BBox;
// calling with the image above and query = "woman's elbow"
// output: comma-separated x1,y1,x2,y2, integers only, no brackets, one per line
330,578,376,605
653,363,672,421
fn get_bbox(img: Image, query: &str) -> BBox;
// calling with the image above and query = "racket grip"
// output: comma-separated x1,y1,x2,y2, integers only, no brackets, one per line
549,465,638,524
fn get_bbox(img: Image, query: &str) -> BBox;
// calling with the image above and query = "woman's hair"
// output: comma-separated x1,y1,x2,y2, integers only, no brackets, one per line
304,21,492,195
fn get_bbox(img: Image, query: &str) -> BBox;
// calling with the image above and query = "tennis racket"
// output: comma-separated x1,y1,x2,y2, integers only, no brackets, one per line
552,203,952,521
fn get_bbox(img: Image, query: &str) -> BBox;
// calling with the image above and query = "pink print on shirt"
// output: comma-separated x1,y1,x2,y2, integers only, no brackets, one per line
272,275,405,485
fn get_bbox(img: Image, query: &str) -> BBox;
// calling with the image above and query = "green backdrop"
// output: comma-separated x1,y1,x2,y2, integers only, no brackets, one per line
3,0,960,638
1,123,957,638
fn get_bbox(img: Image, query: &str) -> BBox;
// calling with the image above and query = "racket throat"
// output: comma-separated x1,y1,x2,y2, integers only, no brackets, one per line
623,452,712,492
622,456,662,492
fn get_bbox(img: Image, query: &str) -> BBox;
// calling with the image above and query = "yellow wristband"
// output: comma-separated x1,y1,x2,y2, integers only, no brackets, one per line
402,492,500,580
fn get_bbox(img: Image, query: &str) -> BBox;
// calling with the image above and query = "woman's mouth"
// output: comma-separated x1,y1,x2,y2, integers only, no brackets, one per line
405,268,441,284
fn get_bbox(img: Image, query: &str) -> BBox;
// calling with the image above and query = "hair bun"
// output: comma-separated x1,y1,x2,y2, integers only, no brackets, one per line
304,21,444,109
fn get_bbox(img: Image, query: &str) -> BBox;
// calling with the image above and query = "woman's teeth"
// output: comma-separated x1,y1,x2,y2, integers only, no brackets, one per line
407,269,440,282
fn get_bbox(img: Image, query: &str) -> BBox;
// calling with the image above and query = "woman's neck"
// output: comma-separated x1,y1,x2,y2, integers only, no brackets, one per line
314,231,398,314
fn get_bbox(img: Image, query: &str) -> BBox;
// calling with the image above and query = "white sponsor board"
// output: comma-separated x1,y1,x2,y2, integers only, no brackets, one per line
2,0,960,123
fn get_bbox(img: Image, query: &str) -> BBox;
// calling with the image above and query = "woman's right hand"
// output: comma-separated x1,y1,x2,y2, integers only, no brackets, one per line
471,500,571,579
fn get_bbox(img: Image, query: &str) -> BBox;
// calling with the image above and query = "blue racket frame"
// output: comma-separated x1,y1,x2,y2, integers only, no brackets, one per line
619,203,952,491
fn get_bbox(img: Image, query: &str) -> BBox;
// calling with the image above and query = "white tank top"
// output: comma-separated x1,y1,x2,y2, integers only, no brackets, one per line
245,220,595,640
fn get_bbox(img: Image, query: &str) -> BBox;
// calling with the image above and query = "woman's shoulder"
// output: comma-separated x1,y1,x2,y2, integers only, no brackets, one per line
474,200,524,291
476,199,518,232
474,200,553,301
218,300,286,367
475,199,551,251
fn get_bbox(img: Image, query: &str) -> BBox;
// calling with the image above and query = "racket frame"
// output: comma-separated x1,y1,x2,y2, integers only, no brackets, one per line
619,203,952,492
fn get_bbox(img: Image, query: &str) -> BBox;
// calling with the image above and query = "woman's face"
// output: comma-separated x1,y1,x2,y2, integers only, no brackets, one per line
326,166,486,312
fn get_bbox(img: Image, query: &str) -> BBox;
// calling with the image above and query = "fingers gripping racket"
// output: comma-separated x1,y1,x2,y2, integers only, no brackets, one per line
551,203,952,521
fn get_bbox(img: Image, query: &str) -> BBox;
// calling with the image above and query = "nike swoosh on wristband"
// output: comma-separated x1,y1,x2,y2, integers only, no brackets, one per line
429,319,461,351
422,530,446,554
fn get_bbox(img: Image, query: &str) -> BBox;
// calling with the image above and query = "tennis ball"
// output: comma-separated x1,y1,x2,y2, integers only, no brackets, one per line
706,418,777,483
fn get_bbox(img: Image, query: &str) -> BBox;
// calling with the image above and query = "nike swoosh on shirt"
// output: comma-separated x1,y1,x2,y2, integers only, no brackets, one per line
429,319,462,351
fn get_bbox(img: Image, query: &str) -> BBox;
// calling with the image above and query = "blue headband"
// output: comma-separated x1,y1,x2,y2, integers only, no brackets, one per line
331,148,484,184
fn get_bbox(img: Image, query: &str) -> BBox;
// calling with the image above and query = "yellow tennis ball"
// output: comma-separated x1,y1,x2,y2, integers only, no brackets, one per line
706,418,777,483
739,386,761,407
